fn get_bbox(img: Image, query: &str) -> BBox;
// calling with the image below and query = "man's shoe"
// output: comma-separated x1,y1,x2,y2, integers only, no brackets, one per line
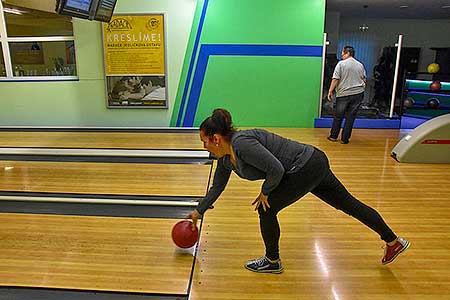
382,237,410,265
245,256,284,274
340,140,349,144
327,136,338,142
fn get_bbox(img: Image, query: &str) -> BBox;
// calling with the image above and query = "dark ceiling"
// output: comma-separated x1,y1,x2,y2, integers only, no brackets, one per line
326,0,450,19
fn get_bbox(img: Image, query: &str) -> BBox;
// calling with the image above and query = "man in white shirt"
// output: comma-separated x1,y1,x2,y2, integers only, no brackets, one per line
327,46,366,144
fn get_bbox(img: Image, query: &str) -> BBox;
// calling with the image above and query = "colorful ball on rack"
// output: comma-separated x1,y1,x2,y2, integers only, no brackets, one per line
427,98,440,109
403,97,415,108
427,63,440,74
430,81,441,92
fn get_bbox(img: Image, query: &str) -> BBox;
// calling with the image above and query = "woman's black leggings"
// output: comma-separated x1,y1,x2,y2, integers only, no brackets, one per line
259,148,397,261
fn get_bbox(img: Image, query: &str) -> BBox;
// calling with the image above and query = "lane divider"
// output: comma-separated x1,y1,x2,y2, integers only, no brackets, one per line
0,195,198,206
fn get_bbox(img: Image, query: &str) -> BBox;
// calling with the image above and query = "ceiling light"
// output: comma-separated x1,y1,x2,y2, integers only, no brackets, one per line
442,5,450,9
359,24,369,32
3,7,24,15
358,5,369,32
399,5,409,9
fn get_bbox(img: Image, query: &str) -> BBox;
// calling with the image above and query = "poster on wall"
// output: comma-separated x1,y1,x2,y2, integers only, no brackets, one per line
102,14,168,108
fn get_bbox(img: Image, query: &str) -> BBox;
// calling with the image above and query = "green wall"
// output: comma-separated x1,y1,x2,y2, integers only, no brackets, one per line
202,0,324,44
196,56,321,127
0,0,196,126
171,0,325,127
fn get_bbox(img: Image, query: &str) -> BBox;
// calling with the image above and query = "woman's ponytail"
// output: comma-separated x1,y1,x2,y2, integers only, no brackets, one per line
200,108,236,140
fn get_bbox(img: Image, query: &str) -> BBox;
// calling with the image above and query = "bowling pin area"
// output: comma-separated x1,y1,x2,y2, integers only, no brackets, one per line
1,127,450,300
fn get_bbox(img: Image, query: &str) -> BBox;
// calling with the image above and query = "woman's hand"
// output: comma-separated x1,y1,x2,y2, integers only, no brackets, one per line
251,193,270,211
186,209,201,230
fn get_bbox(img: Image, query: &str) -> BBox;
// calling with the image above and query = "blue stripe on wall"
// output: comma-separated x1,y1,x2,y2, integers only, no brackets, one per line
198,44,323,57
182,44,210,128
181,44,323,127
176,0,209,127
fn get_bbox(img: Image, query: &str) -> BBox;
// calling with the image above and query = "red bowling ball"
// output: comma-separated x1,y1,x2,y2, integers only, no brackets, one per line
430,81,441,92
171,220,199,248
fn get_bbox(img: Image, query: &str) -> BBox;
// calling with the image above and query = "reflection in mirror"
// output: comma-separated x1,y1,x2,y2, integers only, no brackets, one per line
9,41,77,77
3,3,73,37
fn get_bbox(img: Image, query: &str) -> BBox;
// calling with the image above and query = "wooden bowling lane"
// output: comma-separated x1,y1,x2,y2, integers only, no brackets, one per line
188,129,450,300
0,128,399,151
266,128,402,150
0,213,195,295
0,131,203,150
0,161,210,197
191,180,450,300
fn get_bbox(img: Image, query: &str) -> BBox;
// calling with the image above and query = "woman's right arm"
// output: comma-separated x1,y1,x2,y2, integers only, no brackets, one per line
196,158,232,215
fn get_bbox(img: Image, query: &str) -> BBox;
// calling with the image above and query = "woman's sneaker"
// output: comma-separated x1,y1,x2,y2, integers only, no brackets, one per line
244,256,284,274
382,237,410,265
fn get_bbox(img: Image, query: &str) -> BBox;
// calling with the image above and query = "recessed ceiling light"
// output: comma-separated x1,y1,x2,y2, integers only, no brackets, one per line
399,5,409,9
442,5,450,9
3,7,24,15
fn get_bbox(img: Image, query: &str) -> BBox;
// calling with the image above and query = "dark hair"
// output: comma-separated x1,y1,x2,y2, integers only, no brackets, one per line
200,108,236,141
342,45,355,57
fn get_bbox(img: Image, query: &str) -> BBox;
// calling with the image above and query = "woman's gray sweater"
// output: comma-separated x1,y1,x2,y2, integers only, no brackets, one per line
196,128,314,214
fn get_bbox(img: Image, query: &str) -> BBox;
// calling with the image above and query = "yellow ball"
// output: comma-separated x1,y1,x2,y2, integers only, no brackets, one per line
427,63,440,74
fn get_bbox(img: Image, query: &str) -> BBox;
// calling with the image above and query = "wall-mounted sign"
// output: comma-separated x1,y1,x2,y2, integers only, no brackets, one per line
103,14,168,108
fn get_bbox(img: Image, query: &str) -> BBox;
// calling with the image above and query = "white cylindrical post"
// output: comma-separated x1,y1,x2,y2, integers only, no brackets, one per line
389,34,403,118
318,32,328,117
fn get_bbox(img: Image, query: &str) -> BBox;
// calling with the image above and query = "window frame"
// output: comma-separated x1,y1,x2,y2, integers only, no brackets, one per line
0,1,78,82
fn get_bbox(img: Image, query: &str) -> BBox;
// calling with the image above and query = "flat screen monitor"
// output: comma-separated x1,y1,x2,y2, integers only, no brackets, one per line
93,0,118,22
55,0,94,19
56,0,117,23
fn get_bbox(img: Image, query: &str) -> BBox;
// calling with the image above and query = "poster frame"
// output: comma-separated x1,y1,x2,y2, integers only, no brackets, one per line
102,13,169,109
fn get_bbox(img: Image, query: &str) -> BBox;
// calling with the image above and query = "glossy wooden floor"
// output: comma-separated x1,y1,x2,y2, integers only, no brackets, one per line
0,213,194,294
0,161,210,197
0,132,207,295
190,128,450,300
1,128,450,299
0,130,208,296
0,131,203,150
